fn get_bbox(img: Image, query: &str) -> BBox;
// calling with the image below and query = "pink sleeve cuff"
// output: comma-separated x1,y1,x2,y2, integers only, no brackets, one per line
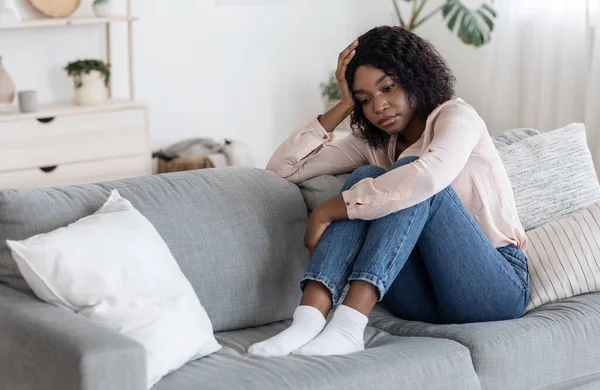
309,117,332,141
341,190,357,220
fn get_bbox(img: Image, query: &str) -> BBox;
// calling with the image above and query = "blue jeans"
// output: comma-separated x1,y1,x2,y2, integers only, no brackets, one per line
300,156,530,324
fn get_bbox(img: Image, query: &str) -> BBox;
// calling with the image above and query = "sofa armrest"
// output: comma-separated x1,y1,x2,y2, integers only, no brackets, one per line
0,284,146,390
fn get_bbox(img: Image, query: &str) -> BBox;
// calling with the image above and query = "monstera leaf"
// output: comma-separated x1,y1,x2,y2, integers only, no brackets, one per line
442,0,496,46
393,0,497,47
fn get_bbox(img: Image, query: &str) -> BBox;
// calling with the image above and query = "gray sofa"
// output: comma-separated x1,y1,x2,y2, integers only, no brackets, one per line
1,125,600,390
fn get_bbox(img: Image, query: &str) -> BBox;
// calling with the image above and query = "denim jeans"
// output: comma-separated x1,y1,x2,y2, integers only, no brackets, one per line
300,156,530,324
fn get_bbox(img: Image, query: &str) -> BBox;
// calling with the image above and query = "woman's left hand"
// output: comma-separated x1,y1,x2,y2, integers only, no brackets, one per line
304,195,349,257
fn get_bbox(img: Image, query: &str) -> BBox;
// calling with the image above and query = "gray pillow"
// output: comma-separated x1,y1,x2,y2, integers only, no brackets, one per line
492,128,542,148
496,123,600,230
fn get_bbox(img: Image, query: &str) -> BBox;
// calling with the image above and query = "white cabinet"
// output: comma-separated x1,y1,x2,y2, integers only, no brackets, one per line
0,102,151,189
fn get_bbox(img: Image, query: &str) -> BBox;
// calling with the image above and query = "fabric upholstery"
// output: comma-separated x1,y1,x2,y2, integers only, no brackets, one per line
0,284,146,390
491,128,541,147
495,123,600,230
154,320,480,390
523,201,600,311
0,167,310,332
369,292,600,390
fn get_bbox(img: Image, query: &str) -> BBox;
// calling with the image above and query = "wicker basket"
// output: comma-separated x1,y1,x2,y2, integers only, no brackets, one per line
156,155,214,174
28,0,81,18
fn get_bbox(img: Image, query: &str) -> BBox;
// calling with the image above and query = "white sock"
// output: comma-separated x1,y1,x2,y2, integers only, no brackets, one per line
247,305,326,357
291,304,367,356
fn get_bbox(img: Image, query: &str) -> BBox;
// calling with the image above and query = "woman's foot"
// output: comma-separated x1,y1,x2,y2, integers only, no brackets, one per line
247,305,326,357
291,304,367,356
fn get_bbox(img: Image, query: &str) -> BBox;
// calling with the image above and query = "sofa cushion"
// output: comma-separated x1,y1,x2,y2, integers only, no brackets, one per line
298,173,350,212
0,167,309,332
491,128,541,148
495,123,600,230
153,320,480,390
369,292,600,390
523,201,600,312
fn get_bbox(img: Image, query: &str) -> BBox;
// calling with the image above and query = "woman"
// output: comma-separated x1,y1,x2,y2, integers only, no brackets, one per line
248,26,530,357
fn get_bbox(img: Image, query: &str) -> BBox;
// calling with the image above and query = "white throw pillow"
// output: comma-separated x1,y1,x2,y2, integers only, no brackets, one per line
5,189,221,388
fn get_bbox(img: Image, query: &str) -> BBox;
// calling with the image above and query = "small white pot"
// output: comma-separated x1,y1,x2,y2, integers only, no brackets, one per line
73,71,106,105
93,0,114,17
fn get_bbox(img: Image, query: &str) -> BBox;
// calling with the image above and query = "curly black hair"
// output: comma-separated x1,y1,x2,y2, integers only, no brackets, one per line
346,26,456,149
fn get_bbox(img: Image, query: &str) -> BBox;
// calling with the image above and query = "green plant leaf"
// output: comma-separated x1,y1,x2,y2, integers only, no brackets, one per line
446,7,461,31
442,1,496,47
476,9,494,32
482,3,497,17
64,59,111,87
442,1,456,18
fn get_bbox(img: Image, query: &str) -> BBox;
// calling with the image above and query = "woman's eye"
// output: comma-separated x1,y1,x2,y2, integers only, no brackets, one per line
359,98,370,105
383,84,394,93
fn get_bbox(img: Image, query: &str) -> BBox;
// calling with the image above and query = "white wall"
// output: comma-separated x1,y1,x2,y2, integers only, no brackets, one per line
0,0,493,169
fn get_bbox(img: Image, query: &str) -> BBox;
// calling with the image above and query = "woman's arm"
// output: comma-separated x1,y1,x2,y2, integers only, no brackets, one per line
341,102,483,221
265,114,368,184
266,40,367,183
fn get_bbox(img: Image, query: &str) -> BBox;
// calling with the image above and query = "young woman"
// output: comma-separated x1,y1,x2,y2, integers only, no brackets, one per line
248,26,529,357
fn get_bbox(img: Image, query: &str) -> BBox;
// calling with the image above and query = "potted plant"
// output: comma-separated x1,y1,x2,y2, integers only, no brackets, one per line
391,0,497,47
320,72,351,132
64,59,110,105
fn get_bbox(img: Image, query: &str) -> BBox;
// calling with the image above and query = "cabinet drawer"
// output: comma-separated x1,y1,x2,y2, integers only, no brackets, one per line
0,155,150,189
0,108,148,171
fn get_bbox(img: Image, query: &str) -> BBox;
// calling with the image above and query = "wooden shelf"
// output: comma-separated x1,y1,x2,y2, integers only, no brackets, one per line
0,100,146,122
0,16,137,30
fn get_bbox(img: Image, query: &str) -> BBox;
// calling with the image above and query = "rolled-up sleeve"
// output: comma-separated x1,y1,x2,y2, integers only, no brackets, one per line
341,104,482,220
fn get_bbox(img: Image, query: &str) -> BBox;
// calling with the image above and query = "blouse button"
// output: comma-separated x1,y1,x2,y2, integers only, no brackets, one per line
323,135,328,139
345,202,350,206
428,148,433,152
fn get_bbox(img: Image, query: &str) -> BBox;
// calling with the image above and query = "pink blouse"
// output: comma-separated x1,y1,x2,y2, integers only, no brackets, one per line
266,98,527,251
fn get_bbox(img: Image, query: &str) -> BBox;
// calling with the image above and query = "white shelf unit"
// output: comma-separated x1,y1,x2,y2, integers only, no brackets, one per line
0,16,137,29
0,0,152,189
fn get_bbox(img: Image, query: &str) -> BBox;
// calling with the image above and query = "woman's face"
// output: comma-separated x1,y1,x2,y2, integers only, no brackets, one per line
352,65,416,135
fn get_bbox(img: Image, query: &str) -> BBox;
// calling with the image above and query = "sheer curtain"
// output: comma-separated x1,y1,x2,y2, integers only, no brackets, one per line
479,0,588,134
478,0,600,173
586,0,600,174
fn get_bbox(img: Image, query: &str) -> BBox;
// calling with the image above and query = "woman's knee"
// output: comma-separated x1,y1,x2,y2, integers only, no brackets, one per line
342,165,385,191
391,155,419,169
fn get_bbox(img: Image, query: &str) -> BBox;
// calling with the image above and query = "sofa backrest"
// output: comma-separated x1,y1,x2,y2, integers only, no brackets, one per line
0,167,309,332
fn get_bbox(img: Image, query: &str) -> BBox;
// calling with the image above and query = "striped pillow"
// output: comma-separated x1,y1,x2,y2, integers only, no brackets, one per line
524,201,600,311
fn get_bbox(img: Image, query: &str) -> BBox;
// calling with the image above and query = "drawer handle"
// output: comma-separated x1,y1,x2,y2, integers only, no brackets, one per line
39,166,58,173
37,117,55,124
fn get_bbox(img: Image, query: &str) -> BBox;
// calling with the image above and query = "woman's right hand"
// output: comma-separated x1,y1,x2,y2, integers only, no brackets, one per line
336,40,358,106
317,40,358,132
